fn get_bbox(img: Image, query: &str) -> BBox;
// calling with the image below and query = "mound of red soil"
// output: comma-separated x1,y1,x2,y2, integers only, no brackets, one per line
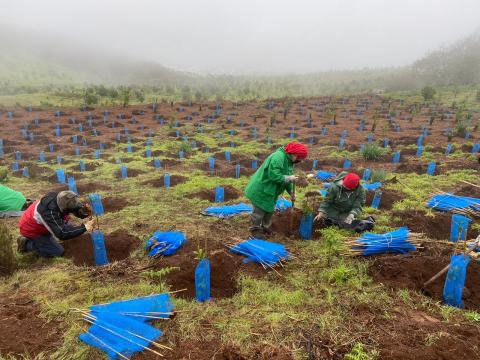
453,184,480,198
393,210,479,240
369,252,480,311
153,239,256,300
102,197,130,212
191,185,241,202
271,208,321,238
0,292,64,357
142,175,187,188
365,189,403,210
115,168,146,178
63,230,140,266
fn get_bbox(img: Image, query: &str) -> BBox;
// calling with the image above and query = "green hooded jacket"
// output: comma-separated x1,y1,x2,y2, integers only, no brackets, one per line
319,171,366,220
0,184,26,212
245,147,293,213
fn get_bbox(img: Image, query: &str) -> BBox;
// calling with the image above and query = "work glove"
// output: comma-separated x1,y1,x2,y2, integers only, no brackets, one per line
314,212,326,222
284,175,298,183
344,214,355,225
77,203,92,218
84,218,96,232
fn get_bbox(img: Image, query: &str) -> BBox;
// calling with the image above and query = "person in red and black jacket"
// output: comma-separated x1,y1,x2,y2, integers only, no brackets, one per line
17,191,95,257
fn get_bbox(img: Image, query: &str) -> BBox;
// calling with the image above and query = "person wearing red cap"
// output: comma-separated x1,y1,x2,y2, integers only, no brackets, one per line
245,142,308,239
315,171,367,228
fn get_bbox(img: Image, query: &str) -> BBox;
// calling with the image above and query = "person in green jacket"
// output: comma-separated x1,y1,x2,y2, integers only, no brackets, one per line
0,184,31,218
315,172,373,231
245,142,309,238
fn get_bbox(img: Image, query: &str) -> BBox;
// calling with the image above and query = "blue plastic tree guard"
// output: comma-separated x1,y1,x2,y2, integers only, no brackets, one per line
427,194,480,212
57,155,63,164
392,151,401,163
445,144,453,155
195,259,211,302
343,159,351,169
443,254,470,308
68,177,78,194
56,169,66,184
208,157,215,170
145,149,152,158
417,135,424,147
450,214,472,242
427,162,436,176
351,227,415,256
316,171,336,181
230,239,290,266
127,143,132,153
371,191,382,209
416,146,424,156
15,151,21,160
121,166,127,179
383,138,390,147
276,198,292,211
225,151,231,161
39,152,46,162
75,147,81,156
11,162,19,172
146,231,186,257
91,231,108,266
215,187,224,202
362,182,382,191
251,160,258,170
235,164,241,178
164,173,170,188
22,167,29,177
312,160,318,170
154,158,161,168
89,194,105,216
202,203,253,218
339,138,345,149
362,169,371,181
80,161,86,172
299,214,314,240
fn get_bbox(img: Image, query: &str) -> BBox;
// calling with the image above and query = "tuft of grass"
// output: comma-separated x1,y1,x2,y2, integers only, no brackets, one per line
345,342,378,360
0,222,17,276
361,144,384,161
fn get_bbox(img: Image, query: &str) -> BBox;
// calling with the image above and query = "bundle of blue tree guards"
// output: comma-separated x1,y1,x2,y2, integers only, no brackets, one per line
345,227,420,256
228,239,291,268
78,293,174,359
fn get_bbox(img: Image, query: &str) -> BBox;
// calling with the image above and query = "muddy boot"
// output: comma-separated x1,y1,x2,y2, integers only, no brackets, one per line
262,227,274,236
16,236,28,253
251,230,266,240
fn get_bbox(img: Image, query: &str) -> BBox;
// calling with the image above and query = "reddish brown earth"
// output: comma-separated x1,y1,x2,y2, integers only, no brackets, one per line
369,251,480,311
191,185,241,202
102,197,130,213
63,230,140,266
365,189,403,210
0,291,64,357
142,175,187,188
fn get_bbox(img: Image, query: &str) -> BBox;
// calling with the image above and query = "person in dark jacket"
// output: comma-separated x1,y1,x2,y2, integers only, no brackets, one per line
17,191,95,257
315,172,374,232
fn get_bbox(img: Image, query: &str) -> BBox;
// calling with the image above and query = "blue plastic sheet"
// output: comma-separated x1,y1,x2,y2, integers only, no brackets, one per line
146,231,186,257
92,231,108,266
443,254,470,308
351,227,416,256
362,182,382,191
276,198,292,211
195,258,211,302
299,214,313,240
202,203,253,218
450,214,472,242
427,194,480,212
230,239,290,266
316,171,336,181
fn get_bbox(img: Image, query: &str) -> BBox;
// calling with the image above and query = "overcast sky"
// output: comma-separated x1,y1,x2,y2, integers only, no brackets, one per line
2,0,480,74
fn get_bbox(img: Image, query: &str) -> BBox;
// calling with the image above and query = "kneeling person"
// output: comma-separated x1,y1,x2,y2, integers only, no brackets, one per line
17,191,95,257
315,172,374,232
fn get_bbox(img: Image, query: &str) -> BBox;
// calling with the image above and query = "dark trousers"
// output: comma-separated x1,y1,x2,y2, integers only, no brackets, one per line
250,206,273,232
26,234,64,257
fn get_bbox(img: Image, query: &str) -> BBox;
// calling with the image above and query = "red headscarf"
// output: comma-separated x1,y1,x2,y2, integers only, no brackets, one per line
343,173,360,190
284,142,309,159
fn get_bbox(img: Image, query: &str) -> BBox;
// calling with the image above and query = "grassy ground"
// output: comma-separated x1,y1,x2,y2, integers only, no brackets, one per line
1,129,479,360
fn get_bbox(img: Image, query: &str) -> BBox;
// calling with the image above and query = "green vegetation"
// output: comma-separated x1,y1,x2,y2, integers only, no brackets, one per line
361,143,385,161
0,222,16,276
421,85,436,101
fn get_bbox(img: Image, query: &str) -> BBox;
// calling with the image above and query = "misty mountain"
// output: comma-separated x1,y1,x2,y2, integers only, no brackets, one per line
1,22,479,92
0,23,190,87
